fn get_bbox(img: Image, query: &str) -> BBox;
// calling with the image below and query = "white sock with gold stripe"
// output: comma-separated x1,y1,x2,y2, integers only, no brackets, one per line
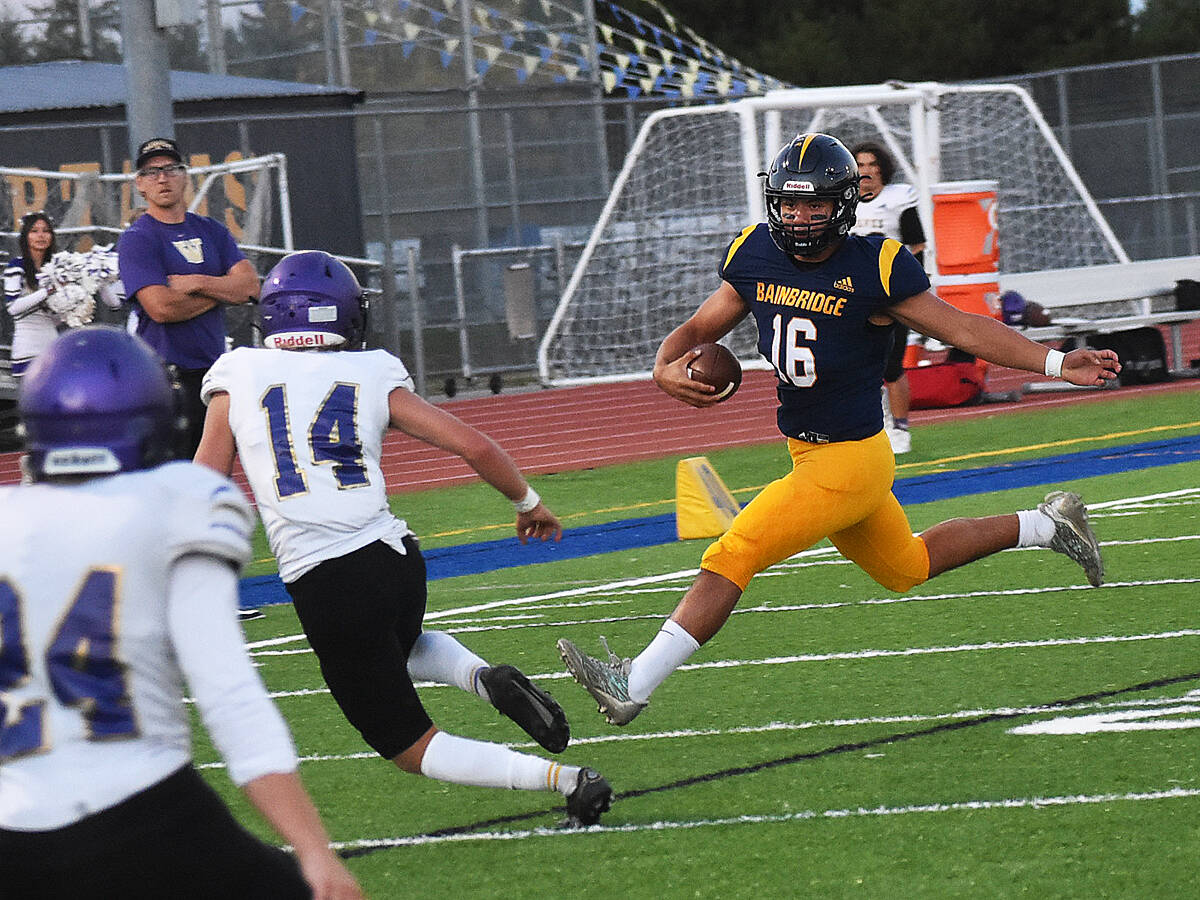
418,731,581,795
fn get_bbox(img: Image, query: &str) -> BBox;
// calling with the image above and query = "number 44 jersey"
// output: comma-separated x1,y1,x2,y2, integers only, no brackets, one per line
0,464,256,829
202,347,417,583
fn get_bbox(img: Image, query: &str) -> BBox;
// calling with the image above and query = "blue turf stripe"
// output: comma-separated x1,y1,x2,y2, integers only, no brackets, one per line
894,434,1200,505
238,433,1200,608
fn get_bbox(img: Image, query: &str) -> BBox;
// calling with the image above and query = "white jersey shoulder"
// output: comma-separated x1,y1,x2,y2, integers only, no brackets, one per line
203,347,415,582
0,464,253,830
852,182,919,241
202,346,414,403
158,460,254,566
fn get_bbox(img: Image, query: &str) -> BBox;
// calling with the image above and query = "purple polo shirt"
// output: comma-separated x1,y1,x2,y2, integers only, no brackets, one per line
117,212,247,369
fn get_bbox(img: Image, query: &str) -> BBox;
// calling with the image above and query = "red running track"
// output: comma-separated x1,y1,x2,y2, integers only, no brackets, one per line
3,324,1199,493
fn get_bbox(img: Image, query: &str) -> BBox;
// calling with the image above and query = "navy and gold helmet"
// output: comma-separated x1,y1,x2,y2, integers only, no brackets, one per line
762,133,859,256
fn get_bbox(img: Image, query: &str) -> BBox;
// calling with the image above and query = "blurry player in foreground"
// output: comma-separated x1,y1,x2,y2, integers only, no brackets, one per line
194,251,612,827
0,327,362,899
558,133,1120,728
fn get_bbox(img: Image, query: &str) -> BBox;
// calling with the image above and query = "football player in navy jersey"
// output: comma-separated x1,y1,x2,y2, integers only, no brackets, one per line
558,133,1121,727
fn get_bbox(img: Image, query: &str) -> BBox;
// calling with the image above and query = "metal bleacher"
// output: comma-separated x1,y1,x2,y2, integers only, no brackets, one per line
998,256,1200,378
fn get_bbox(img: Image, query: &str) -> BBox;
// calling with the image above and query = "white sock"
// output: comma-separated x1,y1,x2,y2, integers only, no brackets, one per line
418,731,581,795
1016,508,1057,547
407,631,490,697
628,619,701,703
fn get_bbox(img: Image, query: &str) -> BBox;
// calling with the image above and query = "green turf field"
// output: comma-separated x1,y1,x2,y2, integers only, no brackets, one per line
218,391,1200,898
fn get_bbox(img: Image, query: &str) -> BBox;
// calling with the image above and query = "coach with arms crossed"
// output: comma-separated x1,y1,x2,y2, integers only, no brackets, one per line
118,137,260,457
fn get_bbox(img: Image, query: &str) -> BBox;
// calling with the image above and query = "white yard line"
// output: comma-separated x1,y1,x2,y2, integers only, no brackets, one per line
248,570,1200,653
242,489,1199,652
245,622,1200,703
326,787,1200,851
196,689,1200,769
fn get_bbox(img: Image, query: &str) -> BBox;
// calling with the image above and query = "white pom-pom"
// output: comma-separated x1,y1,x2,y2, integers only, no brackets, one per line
36,247,122,328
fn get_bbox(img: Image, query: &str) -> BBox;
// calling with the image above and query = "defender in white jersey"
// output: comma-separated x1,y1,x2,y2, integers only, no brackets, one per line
0,327,362,900
851,141,929,454
195,251,612,827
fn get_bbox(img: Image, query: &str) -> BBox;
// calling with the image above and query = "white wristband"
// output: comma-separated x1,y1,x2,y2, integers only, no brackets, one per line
514,486,540,514
1044,349,1065,378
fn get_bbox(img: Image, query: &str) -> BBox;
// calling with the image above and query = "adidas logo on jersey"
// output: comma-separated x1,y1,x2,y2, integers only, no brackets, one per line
833,276,854,292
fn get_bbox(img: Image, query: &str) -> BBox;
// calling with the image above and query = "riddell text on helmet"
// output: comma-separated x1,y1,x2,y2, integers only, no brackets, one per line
269,332,345,349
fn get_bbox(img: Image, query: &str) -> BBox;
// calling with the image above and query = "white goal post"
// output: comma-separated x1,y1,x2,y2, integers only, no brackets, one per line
1,153,294,251
538,81,1127,385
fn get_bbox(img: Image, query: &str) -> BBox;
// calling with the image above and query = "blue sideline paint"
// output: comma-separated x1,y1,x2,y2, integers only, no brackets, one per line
238,434,1200,610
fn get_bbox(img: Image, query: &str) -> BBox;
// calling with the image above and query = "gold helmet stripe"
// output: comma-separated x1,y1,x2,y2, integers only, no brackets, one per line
793,133,818,169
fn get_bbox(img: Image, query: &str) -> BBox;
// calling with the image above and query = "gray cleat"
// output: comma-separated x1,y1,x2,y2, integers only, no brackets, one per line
556,636,647,726
1039,490,1104,587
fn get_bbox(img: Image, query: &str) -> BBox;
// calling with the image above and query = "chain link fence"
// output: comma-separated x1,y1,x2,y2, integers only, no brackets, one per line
987,53,1200,260
359,56,1200,392
4,53,1197,396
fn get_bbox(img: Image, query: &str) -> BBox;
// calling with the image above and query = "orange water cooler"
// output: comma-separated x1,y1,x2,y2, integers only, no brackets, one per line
931,179,999,277
914,180,1003,381
931,271,1001,320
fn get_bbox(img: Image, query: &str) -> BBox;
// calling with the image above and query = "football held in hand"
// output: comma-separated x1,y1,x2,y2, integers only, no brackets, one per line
686,343,742,402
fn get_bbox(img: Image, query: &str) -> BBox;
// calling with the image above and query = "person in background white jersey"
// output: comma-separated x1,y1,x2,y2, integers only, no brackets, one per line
851,141,927,454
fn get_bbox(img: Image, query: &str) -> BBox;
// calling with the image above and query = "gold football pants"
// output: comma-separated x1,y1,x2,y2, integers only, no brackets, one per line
700,431,930,592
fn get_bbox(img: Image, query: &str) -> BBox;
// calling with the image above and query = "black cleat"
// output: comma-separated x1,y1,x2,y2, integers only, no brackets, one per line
237,607,265,621
480,664,570,753
562,768,612,828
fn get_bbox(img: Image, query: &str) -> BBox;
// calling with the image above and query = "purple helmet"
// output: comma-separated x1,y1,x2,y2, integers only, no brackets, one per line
999,290,1028,325
19,326,175,479
259,250,365,350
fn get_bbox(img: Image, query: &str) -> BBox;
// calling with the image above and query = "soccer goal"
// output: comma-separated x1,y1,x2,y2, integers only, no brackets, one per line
538,81,1127,385
0,153,294,251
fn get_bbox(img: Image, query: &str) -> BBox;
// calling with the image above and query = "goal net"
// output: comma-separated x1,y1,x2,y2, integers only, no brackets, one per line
538,82,1126,384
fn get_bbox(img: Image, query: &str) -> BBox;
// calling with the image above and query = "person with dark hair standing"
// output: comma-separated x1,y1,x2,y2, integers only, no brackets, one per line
4,212,58,377
117,137,260,458
851,141,927,454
